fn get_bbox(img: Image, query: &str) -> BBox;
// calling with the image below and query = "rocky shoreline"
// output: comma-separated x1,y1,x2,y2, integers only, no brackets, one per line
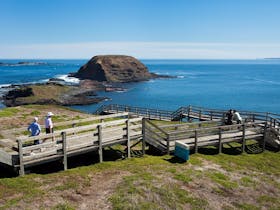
1,55,173,107
1,81,108,107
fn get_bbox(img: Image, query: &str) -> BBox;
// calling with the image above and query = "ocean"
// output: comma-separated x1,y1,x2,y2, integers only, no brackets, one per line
0,59,280,114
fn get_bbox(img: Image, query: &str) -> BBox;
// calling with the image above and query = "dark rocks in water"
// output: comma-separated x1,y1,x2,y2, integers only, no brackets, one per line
4,86,33,100
0,61,47,66
48,78,65,82
73,55,157,83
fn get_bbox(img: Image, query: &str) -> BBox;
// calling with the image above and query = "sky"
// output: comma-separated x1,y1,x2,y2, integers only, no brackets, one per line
1,0,280,59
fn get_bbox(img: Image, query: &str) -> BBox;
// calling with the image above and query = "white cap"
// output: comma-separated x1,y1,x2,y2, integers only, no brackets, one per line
47,112,54,117
34,117,38,122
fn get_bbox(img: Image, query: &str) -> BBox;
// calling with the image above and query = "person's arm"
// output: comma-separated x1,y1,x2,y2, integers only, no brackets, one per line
37,124,41,135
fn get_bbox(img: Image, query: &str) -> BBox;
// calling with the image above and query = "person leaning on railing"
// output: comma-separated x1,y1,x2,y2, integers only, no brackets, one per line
233,110,242,124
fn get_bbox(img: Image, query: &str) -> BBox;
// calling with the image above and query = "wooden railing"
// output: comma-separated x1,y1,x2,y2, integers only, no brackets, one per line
143,119,265,155
16,114,142,176
95,104,279,132
1,112,129,141
143,119,169,154
96,104,174,121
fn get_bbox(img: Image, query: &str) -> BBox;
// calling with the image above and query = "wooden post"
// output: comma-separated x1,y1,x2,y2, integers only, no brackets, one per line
199,110,202,121
62,132,68,171
194,130,198,153
98,125,103,163
263,123,267,151
242,124,246,153
17,139,25,176
142,118,146,155
210,111,213,120
218,127,222,154
222,113,225,124
188,105,191,122
126,119,131,158
167,134,170,155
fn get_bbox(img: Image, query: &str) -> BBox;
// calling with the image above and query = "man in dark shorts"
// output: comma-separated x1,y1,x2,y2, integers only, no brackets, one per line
45,112,54,133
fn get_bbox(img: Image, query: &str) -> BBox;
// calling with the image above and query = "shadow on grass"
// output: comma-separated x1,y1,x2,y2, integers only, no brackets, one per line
196,144,243,156
164,156,187,164
30,148,125,175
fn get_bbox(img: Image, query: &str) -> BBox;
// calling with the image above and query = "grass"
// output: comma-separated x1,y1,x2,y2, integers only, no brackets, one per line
0,152,279,209
0,105,279,209
206,171,238,190
52,203,75,210
0,108,20,118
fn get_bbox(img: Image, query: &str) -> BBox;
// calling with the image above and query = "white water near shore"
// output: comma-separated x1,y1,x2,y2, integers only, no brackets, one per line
1,59,280,114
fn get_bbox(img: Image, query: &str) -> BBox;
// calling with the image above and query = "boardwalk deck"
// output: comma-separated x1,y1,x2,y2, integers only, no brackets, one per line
0,113,143,175
1,104,279,175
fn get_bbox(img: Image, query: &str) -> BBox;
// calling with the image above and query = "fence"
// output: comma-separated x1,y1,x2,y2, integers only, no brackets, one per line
16,114,142,175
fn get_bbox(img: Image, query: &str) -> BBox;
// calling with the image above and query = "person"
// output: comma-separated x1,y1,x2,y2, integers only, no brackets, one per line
225,109,233,125
45,112,54,134
27,117,41,144
233,110,242,124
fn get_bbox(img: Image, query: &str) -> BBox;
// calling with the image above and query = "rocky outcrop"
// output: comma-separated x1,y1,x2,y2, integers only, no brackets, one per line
3,83,107,107
73,55,156,82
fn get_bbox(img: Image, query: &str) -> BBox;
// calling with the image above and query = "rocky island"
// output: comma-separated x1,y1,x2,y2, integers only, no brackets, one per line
72,55,160,82
2,55,170,107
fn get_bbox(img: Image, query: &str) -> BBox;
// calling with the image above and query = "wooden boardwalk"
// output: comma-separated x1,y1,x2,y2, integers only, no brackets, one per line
0,113,143,175
0,104,279,176
143,120,266,154
96,104,279,154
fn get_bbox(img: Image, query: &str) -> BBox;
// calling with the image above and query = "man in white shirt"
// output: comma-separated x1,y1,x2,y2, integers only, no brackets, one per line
45,112,54,133
233,110,242,124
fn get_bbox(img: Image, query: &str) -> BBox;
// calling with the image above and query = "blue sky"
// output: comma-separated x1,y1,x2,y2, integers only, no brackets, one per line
1,0,280,59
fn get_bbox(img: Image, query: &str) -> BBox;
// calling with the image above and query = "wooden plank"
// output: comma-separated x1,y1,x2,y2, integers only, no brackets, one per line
23,149,57,162
22,141,56,154
0,148,13,166
126,120,131,158
98,125,103,163
62,132,67,171
0,139,17,149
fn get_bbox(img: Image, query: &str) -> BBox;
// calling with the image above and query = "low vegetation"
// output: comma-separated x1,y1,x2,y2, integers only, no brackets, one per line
0,149,279,209
0,105,279,209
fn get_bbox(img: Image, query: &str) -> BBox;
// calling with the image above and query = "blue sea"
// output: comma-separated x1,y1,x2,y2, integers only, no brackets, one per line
0,59,280,114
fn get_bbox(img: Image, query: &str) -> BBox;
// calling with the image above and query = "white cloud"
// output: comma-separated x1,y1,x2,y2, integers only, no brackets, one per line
0,42,279,59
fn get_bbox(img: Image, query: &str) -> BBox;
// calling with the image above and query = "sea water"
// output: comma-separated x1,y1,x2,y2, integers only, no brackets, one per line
0,59,279,114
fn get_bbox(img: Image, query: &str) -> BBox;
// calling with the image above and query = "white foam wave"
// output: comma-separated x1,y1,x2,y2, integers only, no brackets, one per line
177,75,185,78
0,84,11,88
55,74,80,84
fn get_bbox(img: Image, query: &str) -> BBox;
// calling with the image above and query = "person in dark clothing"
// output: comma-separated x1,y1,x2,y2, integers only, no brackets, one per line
225,109,233,125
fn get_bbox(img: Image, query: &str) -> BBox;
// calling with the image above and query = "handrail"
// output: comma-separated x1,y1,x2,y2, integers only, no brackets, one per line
94,104,280,136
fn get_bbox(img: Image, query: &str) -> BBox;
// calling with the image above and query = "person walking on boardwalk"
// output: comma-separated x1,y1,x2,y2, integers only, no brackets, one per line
233,110,242,124
225,109,233,125
45,112,54,134
27,117,41,144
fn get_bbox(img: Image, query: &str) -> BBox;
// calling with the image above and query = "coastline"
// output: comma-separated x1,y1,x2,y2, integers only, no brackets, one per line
1,59,280,114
